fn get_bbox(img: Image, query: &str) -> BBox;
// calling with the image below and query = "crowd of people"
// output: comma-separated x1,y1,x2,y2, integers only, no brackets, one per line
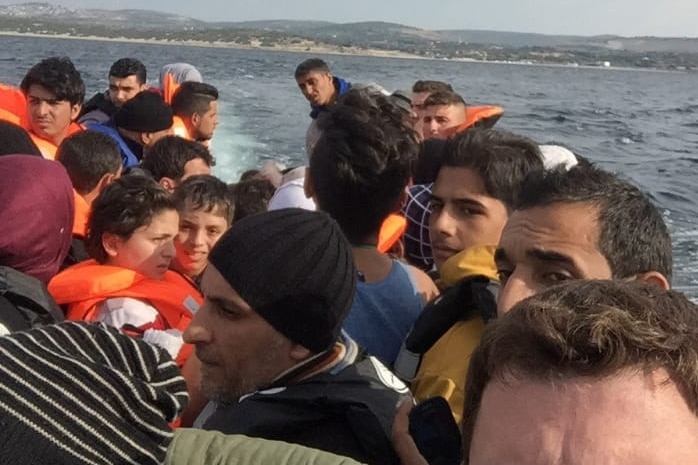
0,54,695,465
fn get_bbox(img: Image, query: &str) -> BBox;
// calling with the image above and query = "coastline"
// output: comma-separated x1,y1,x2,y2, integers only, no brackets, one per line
0,30,425,60
0,31,679,73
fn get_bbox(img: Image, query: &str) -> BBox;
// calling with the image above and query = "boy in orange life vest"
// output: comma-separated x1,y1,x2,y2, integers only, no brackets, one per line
48,175,203,366
20,57,85,159
56,131,123,268
171,175,234,287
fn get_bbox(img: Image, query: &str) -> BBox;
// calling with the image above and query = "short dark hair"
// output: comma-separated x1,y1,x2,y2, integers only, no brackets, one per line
20,56,85,105
412,80,454,94
230,179,276,222
462,280,698,461
515,163,673,283
56,131,122,194
311,88,419,243
440,129,544,210
423,91,466,108
170,81,219,117
238,169,261,181
172,174,234,225
294,58,331,78
141,136,215,182
0,120,41,157
86,175,175,263
108,58,147,84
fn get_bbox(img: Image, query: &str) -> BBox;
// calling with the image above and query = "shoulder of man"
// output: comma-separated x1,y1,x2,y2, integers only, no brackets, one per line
0,266,64,333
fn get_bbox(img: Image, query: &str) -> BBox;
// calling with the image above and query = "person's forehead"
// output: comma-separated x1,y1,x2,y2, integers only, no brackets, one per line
426,104,459,115
109,75,139,85
180,206,229,225
27,84,59,100
505,203,600,243
433,166,488,198
471,371,698,464
297,70,328,82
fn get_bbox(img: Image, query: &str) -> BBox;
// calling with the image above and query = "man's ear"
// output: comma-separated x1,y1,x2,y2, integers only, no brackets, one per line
303,168,314,200
140,132,151,146
70,103,82,122
159,177,176,193
635,271,671,290
191,112,201,127
102,232,122,258
95,171,118,194
289,343,312,362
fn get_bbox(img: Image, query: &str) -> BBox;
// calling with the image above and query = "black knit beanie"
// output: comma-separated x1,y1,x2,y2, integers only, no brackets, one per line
0,321,188,465
114,91,173,133
209,208,356,353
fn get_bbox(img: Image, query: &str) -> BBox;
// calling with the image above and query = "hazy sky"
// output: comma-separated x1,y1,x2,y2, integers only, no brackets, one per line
5,0,698,37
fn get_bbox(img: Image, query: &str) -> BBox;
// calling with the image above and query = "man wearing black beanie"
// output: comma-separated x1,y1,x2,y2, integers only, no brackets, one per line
87,90,173,167
184,208,409,465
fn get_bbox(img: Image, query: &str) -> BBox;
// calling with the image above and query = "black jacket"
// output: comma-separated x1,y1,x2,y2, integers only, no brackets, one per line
203,353,408,465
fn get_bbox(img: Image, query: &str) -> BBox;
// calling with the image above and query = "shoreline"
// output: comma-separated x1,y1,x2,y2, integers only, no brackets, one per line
0,31,682,73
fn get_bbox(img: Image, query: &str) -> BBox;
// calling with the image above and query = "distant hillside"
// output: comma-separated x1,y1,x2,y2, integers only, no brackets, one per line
1,2,697,69
2,2,697,52
0,2,206,29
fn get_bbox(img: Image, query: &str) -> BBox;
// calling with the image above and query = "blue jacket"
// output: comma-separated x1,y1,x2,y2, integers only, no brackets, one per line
86,122,142,168
309,77,351,119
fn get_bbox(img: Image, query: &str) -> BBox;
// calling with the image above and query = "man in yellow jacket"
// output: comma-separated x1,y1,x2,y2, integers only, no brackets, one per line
394,128,545,424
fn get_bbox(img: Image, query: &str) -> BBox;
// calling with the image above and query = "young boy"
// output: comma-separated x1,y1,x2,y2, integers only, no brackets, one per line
48,175,202,365
395,128,544,423
170,174,234,286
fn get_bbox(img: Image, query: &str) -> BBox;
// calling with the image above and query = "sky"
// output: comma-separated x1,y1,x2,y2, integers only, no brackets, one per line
3,0,698,37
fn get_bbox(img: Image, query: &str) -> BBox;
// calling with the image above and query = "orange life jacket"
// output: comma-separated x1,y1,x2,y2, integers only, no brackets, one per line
161,73,180,105
30,122,84,160
444,105,504,138
72,190,90,238
377,213,407,254
171,115,191,140
0,83,27,127
48,260,202,366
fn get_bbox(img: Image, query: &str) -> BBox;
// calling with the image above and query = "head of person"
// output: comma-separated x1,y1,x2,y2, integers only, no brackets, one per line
158,63,203,88
183,209,356,403
411,80,453,114
85,175,178,280
495,163,672,314
20,56,85,145
140,135,215,192
0,155,73,283
308,88,419,244
422,91,467,140
107,58,147,108
170,81,219,142
411,80,453,139
0,120,41,157
113,91,173,149
463,279,698,465
171,174,234,279
231,178,276,222
295,58,336,107
429,129,544,271
56,130,123,203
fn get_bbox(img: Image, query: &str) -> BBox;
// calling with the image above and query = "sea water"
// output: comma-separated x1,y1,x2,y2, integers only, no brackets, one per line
2,35,697,296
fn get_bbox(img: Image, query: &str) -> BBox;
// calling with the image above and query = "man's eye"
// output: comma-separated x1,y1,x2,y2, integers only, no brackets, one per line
542,271,574,284
496,269,512,285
